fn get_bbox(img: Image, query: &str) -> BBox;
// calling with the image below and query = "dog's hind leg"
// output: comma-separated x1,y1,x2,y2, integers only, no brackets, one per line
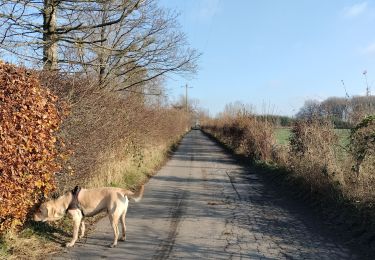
109,214,120,248
120,194,129,242
120,211,127,241
66,209,83,247
79,220,85,239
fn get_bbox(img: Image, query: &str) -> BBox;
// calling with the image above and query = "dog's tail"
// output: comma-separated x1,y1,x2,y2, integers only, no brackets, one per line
122,185,144,202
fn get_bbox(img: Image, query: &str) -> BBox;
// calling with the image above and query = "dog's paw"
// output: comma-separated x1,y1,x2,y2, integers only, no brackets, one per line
120,236,126,241
109,243,117,248
65,242,75,248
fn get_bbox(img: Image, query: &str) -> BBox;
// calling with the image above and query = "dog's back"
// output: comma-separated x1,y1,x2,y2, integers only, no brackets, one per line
77,187,127,216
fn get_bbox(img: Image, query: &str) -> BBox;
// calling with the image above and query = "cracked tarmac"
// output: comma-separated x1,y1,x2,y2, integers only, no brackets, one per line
54,130,359,260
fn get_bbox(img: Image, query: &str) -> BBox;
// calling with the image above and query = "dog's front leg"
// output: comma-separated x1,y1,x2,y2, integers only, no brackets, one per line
79,220,85,239
66,209,83,247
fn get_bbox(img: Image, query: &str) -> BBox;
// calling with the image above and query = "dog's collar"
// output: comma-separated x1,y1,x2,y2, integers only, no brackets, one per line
67,186,85,216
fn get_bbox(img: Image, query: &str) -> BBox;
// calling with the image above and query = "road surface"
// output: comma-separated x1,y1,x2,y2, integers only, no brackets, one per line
55,130,359,259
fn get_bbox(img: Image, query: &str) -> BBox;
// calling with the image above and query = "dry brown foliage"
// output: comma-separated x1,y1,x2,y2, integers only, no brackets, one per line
203,115,343,194
0,64,189,237
203,115,275,161
204,112,375,204
0,66,189,258
287,120,343,193
347,115,375,200
0,63,62,232
39,72,190,191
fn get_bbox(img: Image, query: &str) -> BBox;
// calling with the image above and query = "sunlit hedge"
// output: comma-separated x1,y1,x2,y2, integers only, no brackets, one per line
0,62,62,232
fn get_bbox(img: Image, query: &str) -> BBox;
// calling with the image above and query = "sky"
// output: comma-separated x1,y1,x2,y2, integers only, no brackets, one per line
159,0,375,116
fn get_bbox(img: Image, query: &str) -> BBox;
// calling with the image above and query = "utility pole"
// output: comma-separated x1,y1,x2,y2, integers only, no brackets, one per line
185,83,188,112
363,70,370,96
183,84,193,112
363,70,372,116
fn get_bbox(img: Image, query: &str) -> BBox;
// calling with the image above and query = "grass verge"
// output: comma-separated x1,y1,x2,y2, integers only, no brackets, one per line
0,221,68,260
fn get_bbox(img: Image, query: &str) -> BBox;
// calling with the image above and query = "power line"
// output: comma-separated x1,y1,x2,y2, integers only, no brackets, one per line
341,80,350,99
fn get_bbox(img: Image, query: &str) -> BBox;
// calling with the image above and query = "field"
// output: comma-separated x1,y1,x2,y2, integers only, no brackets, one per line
274,128,292,145
275,128,350,147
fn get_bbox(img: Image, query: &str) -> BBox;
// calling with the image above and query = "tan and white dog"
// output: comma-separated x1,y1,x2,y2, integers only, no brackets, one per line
34,185,144,248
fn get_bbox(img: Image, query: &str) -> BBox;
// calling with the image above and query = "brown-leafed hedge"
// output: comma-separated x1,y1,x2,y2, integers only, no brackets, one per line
0,62,62,232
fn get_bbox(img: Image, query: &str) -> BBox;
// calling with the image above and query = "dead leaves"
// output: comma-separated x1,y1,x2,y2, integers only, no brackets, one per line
0,62,62,233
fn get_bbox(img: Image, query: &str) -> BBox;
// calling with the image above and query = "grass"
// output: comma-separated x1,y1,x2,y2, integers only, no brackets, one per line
88,141,178,189
275,127,350,147
0,221,68,260
335,128,350,147
274,128,292,145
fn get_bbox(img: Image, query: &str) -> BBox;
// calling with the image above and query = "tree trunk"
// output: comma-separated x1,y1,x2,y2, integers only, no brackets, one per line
98,6,108,87
98,26,106,86
43,0,58,70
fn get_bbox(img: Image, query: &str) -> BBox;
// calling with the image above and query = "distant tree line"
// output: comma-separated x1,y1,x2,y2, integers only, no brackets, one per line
296,96,375,128
214,95,375,129
216,101,294,127
255,115,295,127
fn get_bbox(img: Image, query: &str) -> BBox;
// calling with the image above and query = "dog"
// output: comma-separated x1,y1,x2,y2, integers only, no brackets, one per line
34,185,144,248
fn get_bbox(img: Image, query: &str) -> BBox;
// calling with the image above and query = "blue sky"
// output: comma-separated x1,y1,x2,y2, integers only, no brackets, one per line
159,0,375,116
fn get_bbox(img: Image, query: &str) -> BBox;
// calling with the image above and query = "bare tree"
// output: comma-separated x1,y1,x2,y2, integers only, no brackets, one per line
320,97,348,120
349,95,375,123
0,0,199,89
295,100,321,120
78,0,199,91
220,101,254,118
0,0,139,70
295,96,375,126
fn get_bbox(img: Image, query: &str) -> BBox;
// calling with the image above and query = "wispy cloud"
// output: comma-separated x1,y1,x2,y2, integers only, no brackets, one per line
194,0,221,22
343,2,368,18
361,42,375,55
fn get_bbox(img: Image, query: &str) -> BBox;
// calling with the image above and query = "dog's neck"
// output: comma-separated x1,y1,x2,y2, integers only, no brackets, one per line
55,192,73,214
62,192,73,209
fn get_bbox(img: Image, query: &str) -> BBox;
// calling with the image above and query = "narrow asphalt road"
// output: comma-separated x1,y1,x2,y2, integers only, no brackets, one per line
55,130,358,259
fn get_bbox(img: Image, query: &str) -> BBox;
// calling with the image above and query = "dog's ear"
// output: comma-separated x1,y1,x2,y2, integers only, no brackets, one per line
51,192,60,200
72,186,80,194
36,191,47,203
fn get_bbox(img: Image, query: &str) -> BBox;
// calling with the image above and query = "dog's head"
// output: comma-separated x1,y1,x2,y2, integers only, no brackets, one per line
33,200,65,222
